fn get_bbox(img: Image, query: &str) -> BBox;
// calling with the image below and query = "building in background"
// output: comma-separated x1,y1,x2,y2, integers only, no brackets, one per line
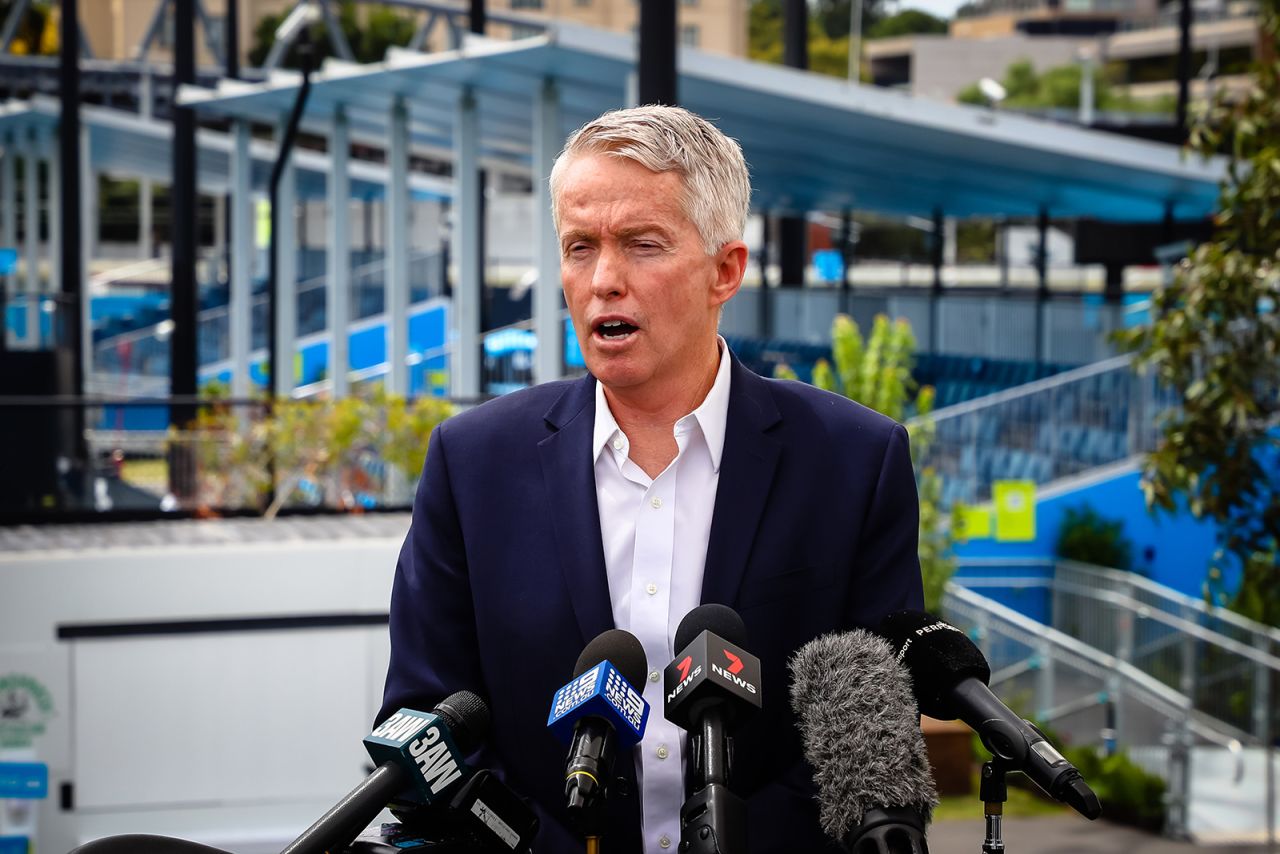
867,0,1260,104
76,0,748,70
486,0,748,57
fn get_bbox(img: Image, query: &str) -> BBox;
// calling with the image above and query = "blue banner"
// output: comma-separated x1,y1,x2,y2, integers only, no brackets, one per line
0,763,48,799
0,836,29,854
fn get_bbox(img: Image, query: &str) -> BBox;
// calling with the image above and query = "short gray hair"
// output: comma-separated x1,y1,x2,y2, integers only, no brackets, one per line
549,105,751,255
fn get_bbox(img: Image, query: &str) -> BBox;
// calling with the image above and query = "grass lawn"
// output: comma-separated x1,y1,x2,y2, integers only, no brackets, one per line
120,457,168,490
934,774,1070,821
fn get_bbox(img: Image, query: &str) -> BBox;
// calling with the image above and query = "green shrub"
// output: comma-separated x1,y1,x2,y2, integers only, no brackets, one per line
1063,746,1166,832
1055,504,1133,570
971,713,1166,831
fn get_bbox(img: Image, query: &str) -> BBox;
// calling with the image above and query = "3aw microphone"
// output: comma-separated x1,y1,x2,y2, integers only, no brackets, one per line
281,691,538,854
664,604,762,854
878,610,1102,820
367,691,488,807
790,630,937,854
547,628,650,836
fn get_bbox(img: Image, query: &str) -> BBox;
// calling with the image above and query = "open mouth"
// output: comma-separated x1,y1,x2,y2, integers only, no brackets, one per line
595,319,639,340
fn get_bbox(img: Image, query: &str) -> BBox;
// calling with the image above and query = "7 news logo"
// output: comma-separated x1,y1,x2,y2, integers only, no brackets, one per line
710,649,757,694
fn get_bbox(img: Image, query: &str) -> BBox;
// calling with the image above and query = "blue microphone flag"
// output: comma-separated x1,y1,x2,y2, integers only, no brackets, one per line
546,660,649,748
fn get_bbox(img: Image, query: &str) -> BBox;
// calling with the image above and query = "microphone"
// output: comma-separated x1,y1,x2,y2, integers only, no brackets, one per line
282,691,538,854
789,630,938,854
663,604,762,854
878,610,1102,820
547,628,650,836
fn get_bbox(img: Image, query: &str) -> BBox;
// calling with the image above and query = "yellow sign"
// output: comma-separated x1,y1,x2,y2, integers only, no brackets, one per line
993,480,1036,542
953,503,992,542
256,199,271,249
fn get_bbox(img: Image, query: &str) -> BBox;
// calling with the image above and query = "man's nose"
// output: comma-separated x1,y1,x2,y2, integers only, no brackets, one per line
590,246,626,299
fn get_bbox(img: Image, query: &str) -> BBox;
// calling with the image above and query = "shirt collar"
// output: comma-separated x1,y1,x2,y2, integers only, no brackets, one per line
592,336,733,473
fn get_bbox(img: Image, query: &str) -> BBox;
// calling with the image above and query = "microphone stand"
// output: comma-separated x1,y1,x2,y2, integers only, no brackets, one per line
679,714,747,854
979,759,1010,854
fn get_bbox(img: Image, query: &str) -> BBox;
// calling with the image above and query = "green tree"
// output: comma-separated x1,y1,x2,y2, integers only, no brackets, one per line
867,9,948,40
957,59,1176,113
748,0,888,81
249,1,415,68
775,314,956,612
813,0,888,39
1115,0,1280,627
185,389,452,517
0,0,54,56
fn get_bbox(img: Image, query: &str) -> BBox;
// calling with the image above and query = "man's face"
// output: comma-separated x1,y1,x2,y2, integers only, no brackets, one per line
556,153,743,395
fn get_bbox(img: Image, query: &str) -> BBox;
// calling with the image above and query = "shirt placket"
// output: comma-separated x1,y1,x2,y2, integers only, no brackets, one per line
632,434,689,852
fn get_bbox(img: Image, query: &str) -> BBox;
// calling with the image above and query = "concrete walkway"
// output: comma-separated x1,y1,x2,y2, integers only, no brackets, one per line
928,815,1277,854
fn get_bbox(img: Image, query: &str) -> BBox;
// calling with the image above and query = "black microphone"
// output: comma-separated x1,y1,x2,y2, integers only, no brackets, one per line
547,628,650,837
789,630,938,854
283,691,537,854
68,835,234,854
878,610,1102,820
663,604,762,854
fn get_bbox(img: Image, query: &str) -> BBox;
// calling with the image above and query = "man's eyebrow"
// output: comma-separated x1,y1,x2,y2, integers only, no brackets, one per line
616,224,674,240
560,229,595,246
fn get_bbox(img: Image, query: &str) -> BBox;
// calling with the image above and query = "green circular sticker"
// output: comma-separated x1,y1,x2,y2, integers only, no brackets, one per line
0,674,55,749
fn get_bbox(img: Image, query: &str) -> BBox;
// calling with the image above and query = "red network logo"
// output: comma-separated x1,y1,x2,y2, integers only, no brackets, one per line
722,650,744,675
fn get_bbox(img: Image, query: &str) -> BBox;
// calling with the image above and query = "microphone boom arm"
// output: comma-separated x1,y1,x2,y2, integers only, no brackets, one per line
280,762,407,854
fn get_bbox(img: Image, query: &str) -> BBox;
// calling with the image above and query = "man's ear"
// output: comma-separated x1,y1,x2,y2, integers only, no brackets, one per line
710,240,749,308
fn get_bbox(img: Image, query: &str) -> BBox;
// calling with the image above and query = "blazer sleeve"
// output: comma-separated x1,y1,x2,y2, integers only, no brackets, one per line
378,422,488,726
847,421,926,625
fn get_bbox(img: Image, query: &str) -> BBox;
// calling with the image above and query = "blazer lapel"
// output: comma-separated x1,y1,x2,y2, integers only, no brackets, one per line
701,356,782,608
538,375,615,646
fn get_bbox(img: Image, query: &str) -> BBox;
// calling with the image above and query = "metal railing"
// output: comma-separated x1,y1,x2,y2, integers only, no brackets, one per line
943,574,1278,839
912,354,1179,505
92,249,445,379
1118,0,1259,31
719,286,1142,366
953,559,1279,745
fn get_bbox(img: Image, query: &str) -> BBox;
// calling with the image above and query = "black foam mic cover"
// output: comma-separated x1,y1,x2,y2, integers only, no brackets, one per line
878,610,991,720
676,603,748,653
573,628,647,689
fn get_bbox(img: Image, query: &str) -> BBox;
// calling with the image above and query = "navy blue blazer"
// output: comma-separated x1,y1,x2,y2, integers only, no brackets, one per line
379,353,924,853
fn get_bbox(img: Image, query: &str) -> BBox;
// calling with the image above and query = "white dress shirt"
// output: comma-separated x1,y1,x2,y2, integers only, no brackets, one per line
591,339,732,854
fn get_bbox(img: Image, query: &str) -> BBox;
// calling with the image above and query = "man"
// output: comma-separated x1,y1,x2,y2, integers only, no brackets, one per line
380,105,923,853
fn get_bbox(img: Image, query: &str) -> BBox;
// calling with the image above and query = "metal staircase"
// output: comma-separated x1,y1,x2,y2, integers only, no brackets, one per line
944,560,1279,843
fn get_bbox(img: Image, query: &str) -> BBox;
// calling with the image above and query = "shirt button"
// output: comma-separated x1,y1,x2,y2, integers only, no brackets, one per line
613,437,624,451
651,496,663,509
656,745,669,760
659,837,671,849
646,583,658,595
649,670,660,682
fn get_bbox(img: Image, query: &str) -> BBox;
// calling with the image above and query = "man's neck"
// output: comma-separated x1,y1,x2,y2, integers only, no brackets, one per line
601,341,722,478
603,342,722,436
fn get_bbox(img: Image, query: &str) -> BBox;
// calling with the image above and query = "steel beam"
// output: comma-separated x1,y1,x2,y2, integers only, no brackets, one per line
275,117,298,396
533,77,561,385
230,120,252,397
23,127,38,346
385,97,410,396
451,87,480,398
327,106,351,397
